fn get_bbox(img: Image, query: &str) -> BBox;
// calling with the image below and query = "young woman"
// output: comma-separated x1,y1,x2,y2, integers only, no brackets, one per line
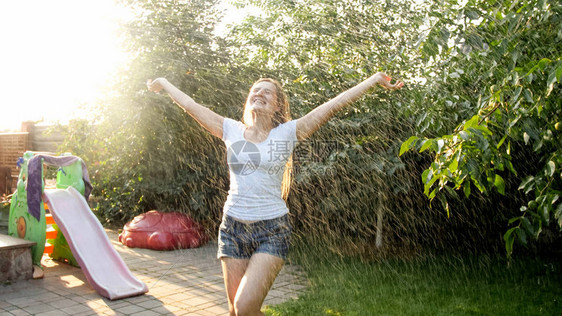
147,73,403,316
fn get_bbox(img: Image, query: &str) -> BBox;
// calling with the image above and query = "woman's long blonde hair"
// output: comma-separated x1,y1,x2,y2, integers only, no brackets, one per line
242,78,293,200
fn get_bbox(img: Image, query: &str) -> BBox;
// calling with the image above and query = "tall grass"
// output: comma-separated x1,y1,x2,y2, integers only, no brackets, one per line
267,247,562,315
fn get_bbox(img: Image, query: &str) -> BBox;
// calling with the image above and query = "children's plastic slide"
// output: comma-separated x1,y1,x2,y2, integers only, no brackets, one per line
43,186,148,300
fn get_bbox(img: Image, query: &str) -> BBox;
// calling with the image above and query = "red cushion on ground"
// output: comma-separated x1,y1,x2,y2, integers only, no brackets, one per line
118,211,208,250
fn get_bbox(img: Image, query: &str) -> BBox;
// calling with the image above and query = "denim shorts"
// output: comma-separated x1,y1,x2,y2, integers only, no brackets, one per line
217,214,291,260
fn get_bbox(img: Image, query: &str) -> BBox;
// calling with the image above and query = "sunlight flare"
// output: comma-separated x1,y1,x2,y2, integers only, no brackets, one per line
0,0,130,131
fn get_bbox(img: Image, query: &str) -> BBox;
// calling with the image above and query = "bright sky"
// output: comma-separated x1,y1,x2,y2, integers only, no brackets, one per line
0,0,131,132
0,0,253,132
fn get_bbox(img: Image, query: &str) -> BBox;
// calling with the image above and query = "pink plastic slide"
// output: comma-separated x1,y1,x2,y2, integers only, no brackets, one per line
43,187,148,300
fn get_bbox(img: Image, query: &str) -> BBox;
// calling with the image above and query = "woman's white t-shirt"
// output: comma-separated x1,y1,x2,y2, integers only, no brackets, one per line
221,118,298,221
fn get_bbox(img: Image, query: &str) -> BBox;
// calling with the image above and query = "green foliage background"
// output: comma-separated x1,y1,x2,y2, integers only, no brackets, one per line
59,0,561,257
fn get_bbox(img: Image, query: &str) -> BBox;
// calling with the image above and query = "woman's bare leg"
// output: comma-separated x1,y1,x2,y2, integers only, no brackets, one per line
233,253,285,316
221,258,250,316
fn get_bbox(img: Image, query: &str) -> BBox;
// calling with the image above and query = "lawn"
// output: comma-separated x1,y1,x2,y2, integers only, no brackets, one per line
266,247,562,315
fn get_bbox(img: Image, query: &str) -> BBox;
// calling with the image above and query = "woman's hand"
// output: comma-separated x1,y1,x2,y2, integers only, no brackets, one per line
146,78,167,93
371,72,404,90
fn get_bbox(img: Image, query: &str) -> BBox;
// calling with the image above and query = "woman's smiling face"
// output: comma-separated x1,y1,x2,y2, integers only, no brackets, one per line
246,81,279,115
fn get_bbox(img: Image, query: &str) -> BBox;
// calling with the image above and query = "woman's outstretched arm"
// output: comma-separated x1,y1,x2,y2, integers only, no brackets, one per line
147,78,224,138
295,72,403,141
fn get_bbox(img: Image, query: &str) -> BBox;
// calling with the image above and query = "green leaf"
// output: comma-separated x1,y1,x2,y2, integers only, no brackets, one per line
417,112,427,126
525,63,540,76
503,227,517,255
521,216,535,236
512,49,521,65
449,157,459,173
555,204,562,228
513,86,522,100
546,70,557,96
425,175,440,194
538,58,551,70
551,194,559,205
506,160,517,175
444,185,459,199
516,227,527,245
400,136,419,156
463,115,480,130
422,169,431,183
533,139,543,152
476,123,492,135
509,216,521,224
518,176,534,191
419,139,434,153
494,174,506,195
497,135,507,149
512,72,520,86
463,181,471,198
523,89,533,103
428,187,437,200
542,205,550,225
546,161,556,177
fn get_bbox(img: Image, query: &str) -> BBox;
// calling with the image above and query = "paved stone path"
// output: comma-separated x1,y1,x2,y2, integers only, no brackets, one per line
0,229,308,315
